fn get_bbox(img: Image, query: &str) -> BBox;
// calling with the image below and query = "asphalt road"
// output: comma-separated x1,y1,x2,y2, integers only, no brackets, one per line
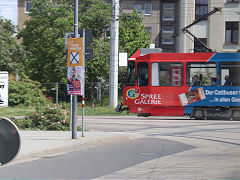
1,116,240,179
0,138,194,179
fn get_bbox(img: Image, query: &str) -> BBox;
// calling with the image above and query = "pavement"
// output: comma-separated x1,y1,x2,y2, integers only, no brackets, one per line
13,131,133,165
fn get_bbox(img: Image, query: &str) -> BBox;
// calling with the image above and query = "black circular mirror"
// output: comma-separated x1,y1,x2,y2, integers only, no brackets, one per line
0,117,21,166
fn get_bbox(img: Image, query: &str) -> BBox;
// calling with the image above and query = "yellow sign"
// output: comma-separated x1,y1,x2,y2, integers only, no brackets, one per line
67,38,83,67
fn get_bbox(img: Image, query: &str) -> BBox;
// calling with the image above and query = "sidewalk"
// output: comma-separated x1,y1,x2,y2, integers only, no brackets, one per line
13,131,131,164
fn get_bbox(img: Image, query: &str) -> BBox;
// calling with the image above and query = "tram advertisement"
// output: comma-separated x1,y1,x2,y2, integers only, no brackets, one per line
179,87,206,106
126,87,240,107
126,88,162,105
179,87,240,106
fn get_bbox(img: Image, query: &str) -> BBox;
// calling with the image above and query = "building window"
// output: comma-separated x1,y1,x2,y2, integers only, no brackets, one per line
25,2,32,13
195,0,208,20
162,37,174,45
225,22,239,44
163,15,174,21
226,0,239,3
134,4,142,15
144,4,152,15
194,38,208,52
163,3,175,10
145,27,152,38
162,27,174,34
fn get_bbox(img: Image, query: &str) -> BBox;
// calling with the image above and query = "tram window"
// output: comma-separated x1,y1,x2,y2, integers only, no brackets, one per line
126,61,135,86
187,63,216,86
137,62,148,86
151,62,183,86
220,62,240,86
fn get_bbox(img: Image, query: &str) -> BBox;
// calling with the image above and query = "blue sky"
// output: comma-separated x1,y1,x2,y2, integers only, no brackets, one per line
0,0,17,26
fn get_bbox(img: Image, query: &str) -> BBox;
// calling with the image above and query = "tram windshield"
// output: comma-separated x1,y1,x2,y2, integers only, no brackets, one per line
126,61,135,86
220,62,240,86
187,63,216,86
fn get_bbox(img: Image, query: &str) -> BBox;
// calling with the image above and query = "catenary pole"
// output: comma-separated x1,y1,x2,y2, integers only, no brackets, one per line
109,0,119,107
72,0,78,139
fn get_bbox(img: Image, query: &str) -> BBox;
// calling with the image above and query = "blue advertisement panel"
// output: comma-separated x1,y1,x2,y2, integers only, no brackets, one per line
182,86,240,107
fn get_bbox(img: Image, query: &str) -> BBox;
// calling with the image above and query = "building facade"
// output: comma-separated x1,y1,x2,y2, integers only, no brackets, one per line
18,0,31,29
17,0,240,52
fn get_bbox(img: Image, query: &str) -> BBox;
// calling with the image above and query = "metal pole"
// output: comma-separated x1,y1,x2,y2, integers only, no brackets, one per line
98,82,101,100
70,95,73,131
72,0,78,139
82,29,85,137
109,0,119,107
56,82,58,104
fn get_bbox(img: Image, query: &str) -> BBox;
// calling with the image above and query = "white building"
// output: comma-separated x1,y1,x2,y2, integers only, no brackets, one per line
179,0,240,53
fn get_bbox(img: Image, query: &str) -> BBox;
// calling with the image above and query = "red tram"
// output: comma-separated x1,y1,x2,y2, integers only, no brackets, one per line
117,48,240,119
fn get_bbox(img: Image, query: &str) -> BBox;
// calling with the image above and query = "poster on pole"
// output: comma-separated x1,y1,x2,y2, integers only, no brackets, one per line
67,38,83,67
0,71,8,107
67,66,84,95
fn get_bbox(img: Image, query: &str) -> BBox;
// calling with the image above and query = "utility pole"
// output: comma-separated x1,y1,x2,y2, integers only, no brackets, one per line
72,0,78,139
109,0,119,107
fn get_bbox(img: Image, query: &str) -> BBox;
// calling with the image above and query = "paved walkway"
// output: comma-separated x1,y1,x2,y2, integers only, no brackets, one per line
13,131,132,165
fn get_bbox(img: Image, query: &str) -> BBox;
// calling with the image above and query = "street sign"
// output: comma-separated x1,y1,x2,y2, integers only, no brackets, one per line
0,117,21,166
67,38,83,67
0,72,8,107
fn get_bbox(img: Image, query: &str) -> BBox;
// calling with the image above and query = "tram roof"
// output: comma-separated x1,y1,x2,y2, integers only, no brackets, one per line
128,50,240,62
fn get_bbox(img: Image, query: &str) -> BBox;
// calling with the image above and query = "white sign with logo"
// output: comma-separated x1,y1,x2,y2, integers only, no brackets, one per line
0,71,8,107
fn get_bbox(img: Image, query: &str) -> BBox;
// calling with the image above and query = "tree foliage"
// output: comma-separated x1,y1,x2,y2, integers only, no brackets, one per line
118,10,151,95
18,0,74,83
18,0,151,104
18,0,111,84
9,78,49,106
119,10,151,57
79,0,111,37
0,18,25,74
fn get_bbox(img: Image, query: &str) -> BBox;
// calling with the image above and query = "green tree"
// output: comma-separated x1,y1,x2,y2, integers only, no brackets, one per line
78,0,111,108
18,0,111,84
18,0,151,105
119,10,151,57
0,18,26,74
85,38,110,108
118,10,151,95
79,0,111,37
18,0,74,83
